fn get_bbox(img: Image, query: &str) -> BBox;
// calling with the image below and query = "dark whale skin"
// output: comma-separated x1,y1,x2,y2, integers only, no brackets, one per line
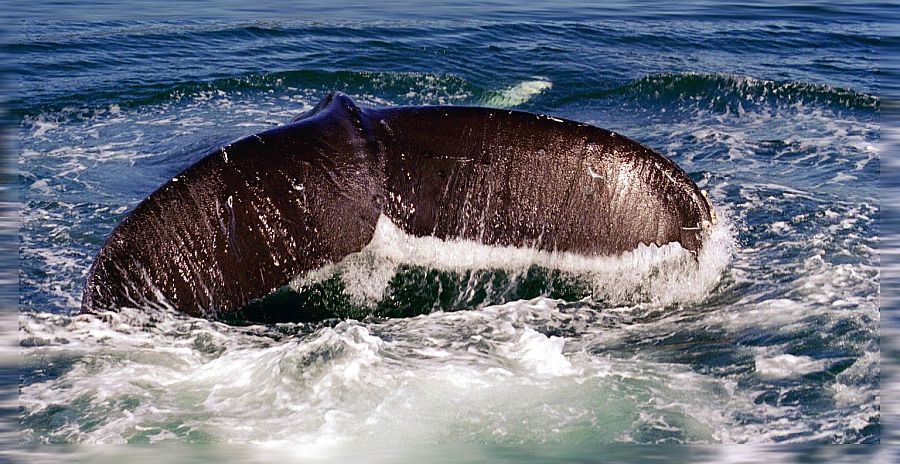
81,92,716,318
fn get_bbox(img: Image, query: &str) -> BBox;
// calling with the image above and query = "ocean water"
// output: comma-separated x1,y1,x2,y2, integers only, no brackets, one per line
10,2,885,454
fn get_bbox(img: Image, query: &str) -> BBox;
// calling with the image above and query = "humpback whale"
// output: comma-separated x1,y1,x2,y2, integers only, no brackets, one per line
81,92,717,318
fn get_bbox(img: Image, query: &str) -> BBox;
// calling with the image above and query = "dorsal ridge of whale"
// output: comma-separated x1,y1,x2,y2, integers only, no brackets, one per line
81,92,717,318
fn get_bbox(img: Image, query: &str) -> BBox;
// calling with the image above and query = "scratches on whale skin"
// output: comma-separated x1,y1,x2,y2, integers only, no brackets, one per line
215,197,229,239
224,195,241,261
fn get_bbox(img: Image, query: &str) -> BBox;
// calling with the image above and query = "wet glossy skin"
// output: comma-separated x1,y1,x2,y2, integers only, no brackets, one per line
81,92,716,318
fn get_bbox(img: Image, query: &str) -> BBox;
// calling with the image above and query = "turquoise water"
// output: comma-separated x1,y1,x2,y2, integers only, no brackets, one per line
10,2,885,451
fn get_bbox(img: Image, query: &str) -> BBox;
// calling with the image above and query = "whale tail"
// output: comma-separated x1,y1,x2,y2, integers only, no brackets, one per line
82,93,716,318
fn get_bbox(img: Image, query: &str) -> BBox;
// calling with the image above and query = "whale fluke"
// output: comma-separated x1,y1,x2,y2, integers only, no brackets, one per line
81,92,716,318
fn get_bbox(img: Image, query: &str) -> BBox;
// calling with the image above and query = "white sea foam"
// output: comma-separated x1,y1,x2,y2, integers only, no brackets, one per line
16,297,750,444
497,327,573,377
293,212,734,308
481,79,552,108
19,265,878,446
754,353,826,379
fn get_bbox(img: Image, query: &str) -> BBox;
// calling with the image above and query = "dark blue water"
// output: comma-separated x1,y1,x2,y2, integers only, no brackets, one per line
5,0,894,22
9,1,886,453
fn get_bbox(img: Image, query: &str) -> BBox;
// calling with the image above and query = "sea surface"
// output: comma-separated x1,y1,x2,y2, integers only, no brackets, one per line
9,1,886,455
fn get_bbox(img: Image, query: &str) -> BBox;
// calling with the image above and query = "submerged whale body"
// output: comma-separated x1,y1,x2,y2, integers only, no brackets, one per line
81,92,717,318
